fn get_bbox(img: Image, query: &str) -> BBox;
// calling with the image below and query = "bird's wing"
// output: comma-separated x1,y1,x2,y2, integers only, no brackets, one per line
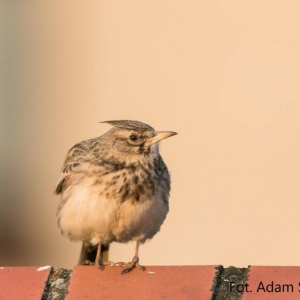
55,138,98,194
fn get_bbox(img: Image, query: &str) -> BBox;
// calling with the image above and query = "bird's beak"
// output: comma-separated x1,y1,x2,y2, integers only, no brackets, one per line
145,131,177,147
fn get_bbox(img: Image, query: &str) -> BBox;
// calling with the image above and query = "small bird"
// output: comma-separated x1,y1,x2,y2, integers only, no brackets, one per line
55,120,177,274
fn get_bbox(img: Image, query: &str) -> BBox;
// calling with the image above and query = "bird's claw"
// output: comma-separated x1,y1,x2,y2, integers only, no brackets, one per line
120,256,145,274
112,261,128,267
82,256,146,274
103,261,116,266
82,260,94,266
137,263,146,271
96,260,105,270
82,259,109,270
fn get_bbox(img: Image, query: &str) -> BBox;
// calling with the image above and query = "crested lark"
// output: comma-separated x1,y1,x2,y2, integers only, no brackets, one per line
55,120,177,274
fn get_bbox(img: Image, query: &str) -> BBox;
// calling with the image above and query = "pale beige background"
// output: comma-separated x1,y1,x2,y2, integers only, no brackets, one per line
1,1,300,269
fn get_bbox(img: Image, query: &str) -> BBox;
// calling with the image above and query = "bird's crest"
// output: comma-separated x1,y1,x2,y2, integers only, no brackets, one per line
101,120,154,132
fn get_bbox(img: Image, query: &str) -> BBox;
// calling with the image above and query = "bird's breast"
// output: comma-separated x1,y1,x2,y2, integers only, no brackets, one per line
109,162,170,242
57,158,170,244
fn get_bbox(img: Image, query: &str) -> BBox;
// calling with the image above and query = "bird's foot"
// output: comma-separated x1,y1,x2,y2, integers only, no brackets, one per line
95,257,105,270
102,261,117,266
82,259,114,270
121,256,146,275
82,260,94,266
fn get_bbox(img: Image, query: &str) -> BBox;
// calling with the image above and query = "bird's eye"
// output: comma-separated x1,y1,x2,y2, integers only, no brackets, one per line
129,134,138,142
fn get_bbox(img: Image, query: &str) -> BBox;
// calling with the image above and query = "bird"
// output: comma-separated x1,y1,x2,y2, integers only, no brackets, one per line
55,120,177,274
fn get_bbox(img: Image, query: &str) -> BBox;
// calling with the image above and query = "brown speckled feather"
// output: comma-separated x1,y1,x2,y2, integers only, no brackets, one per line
55,120,177,274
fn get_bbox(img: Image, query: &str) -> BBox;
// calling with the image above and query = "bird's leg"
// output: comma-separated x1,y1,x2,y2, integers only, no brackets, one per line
82,243,105,270
121,240,146,275
95,243,105,270
81,243,115,268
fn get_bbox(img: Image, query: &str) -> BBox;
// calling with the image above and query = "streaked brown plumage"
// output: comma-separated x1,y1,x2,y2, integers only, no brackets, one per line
55,120,176,274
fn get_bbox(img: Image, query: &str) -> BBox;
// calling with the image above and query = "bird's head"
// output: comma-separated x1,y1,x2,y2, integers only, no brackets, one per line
101,120,177,159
